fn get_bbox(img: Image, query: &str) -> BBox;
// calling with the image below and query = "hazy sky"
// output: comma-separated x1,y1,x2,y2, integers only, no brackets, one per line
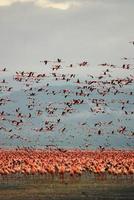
0,0,134,72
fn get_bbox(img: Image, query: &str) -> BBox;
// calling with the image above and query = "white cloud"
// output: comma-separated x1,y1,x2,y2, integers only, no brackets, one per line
0,0,81,10
0,0,13,6
0,0,32,6
37,0,81,10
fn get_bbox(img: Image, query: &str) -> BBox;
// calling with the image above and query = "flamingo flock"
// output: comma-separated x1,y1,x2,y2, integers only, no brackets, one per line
0,61,134,147
0,149,134,177
0,41,134,177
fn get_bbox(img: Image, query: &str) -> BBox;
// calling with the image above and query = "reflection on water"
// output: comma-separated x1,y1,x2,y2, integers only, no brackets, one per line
0,174,134,200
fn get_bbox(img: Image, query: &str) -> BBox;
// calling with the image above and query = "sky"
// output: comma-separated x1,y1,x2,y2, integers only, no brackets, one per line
0,0,134,72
